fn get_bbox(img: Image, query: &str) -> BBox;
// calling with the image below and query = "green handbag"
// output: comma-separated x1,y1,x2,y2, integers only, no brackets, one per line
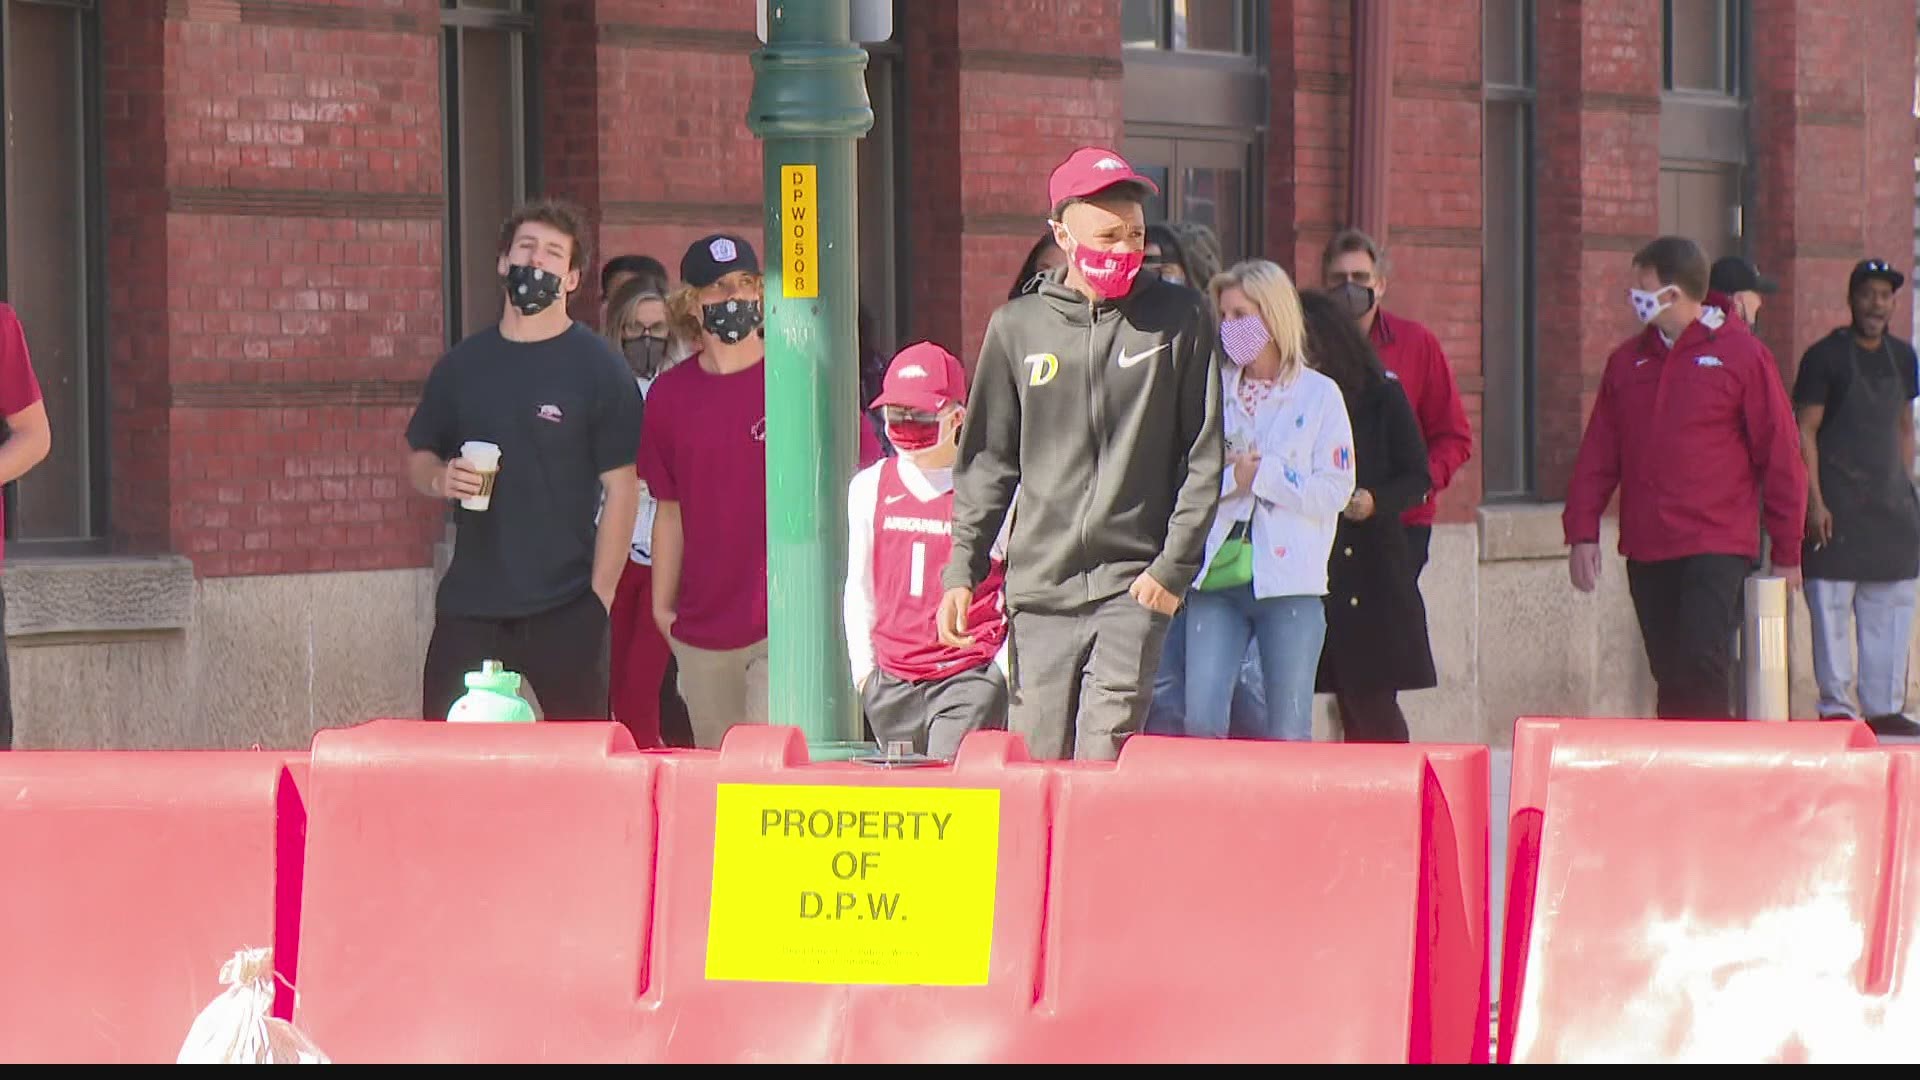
1198,517,1254,592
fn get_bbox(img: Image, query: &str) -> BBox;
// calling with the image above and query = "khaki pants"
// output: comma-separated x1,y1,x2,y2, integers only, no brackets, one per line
668,638,769,748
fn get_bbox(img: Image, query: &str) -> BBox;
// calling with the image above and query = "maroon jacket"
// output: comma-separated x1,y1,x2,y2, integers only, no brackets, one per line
1369,309,1473,529
1563,298,1807,566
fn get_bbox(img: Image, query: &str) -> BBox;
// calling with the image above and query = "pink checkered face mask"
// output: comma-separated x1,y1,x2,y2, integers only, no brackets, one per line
1219,314,1271,367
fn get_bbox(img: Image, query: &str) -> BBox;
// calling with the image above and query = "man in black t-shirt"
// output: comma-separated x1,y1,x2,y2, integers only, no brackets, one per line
404,198,644,721
1793,258,1920,736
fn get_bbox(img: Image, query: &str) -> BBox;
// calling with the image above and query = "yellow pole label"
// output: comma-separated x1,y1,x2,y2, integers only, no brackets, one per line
781,164,819,298
705,783,1002,986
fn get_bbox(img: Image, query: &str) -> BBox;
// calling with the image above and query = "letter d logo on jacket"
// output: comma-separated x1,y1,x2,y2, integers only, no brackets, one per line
1024,353,1059,386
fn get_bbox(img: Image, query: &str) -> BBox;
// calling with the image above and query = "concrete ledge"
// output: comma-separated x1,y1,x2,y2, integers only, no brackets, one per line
1477,502,1570,563
4,556,197,637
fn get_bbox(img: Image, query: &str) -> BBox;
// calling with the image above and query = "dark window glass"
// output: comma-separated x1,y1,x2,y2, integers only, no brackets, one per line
3,0,103,542
442,2,534,343
1482,0,1535,499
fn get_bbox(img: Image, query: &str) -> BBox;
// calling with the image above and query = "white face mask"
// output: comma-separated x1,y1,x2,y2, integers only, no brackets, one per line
1629,285,1678,325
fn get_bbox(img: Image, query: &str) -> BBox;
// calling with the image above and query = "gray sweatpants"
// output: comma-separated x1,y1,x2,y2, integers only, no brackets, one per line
1008,594,1174,761
861,664,1008,760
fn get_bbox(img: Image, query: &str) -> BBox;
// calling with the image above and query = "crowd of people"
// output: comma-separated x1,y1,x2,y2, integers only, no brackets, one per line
394,142,1920,761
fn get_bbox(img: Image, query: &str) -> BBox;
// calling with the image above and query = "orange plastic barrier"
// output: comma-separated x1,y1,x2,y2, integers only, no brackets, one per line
291,721,1489,1063
0,751,307,1063
1497,717,1907,1064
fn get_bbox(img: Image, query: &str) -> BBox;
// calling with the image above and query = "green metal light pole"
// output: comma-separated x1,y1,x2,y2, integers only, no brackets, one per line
748,2,873,758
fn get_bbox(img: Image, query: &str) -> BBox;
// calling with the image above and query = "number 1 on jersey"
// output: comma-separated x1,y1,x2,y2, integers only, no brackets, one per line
909,541,926,598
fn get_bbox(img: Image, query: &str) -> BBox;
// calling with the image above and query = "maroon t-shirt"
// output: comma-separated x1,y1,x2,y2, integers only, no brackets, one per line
0,305,45,565
636,353,768,650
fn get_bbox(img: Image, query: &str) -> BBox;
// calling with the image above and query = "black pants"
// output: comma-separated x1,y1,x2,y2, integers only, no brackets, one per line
1625,554,1748,720
1336,689,1410,743
862,664,1008,760
1406,524,1433,580
422,590,611,721
1008,595,1172,761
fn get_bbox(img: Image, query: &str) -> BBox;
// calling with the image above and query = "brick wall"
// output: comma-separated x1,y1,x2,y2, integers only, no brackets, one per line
122,0,447,577
1531,0,1663,502
591,0,764,310
1752,0,1918,379
95,1,1920,582
903,0,1124,368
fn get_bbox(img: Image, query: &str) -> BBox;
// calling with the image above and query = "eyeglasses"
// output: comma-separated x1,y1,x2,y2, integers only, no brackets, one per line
1327,269,1377,286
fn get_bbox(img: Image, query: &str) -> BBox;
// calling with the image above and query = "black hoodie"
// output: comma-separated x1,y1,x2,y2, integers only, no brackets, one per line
945,267,1225,613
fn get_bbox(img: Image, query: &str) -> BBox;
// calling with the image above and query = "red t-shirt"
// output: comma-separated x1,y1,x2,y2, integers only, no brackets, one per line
0,305,45,564
870,458,1007,681
635,354,768,650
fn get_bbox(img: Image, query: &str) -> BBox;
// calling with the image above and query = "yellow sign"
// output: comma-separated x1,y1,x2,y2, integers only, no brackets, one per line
705,783,1001,986
781,164,818,298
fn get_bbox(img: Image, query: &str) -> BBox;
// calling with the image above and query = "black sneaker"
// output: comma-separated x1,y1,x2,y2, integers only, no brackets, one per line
1867,714,1920,737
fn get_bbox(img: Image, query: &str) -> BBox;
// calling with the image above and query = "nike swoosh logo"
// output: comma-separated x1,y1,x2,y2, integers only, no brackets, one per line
1117,342,1170,368
884,494,908,505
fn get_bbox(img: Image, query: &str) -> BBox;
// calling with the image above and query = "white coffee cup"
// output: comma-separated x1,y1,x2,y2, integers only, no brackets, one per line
460,440,501,511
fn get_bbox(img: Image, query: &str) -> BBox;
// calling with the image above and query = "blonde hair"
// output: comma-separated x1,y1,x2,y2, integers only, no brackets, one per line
667,274,766,345
1209,259,1308,381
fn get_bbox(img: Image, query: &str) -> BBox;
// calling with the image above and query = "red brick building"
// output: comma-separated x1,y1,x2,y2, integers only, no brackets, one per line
7,0,1917,747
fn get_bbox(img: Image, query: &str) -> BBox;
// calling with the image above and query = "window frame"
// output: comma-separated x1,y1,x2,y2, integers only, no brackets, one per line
0,0,109,552
1122,0,1258,57
439,0,540,346
1481,0,1538,501
1661,0,1744,98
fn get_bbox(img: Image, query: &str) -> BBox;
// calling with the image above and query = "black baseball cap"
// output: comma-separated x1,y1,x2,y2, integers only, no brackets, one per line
1850,257,1906,293
1709,256,1777,296
680,233,760,288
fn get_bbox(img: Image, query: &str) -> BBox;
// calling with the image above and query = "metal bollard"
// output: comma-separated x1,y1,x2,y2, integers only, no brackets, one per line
1742,575,1790,721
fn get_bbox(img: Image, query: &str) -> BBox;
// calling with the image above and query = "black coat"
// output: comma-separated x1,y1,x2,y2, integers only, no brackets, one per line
1316,375,1439,695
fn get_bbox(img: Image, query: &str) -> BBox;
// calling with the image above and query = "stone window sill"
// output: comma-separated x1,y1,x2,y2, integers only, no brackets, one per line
4,555,196,638
1477,502,1571,563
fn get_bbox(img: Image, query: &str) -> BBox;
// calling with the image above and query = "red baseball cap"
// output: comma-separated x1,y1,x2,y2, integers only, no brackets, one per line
869,341,968,413
1047,146,1160,213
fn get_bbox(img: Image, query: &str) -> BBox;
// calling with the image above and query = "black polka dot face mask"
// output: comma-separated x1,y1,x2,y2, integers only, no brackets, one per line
701,297,764,344
503,264,564,316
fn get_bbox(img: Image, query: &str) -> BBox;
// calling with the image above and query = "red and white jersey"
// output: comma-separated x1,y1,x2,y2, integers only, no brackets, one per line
845,457,1009,684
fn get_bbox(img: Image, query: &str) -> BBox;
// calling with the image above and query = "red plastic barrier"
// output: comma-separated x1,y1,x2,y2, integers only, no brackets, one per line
1498,717,1903,1063
291,718,650,1063
1028,738,1489,1063
292,721,1488,1063
0,751,307,1063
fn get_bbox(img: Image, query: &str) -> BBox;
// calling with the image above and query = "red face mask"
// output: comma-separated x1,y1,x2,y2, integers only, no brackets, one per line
1062,226,1145,300
886,419,943,452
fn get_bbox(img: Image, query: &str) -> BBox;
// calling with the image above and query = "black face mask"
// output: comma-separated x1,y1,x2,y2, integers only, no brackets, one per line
702,298,763,344
1329,281,1376,321
504,264,565,316
623,335,669,377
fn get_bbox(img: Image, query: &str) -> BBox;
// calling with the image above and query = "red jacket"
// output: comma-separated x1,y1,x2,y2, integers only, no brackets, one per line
1370,309,1473,528
1563,302,1807,567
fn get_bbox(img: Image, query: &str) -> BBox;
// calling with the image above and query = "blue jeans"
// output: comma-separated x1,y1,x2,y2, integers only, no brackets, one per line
1147,607,1267,735
1182,585,1325,741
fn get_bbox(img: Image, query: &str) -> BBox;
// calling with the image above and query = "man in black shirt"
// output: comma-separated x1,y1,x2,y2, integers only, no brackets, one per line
405,198,644,721
1794,258,1920,736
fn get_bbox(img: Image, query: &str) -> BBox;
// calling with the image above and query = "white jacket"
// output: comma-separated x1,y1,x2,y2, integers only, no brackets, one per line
1191,365,1355,598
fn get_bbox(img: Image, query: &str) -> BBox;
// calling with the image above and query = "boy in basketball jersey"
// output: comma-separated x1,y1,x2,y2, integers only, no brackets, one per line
844,342,1011,759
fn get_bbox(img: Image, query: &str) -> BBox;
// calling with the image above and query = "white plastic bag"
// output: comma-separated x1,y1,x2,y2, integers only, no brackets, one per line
177,947,330,1064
